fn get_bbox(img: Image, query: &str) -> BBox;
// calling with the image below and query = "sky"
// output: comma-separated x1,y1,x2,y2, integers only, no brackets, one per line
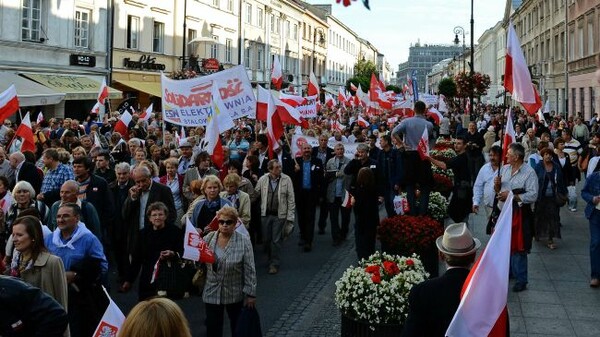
305,0,506,71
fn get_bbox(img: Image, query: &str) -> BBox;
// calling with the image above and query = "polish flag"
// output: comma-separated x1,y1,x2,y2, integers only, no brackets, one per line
331,119,346,132
257,90,308,128
114,110,132,140
446,193,513,337
15,112,36,153
378,73,386,91
92,287,125,337
465,99,471,114
0,192,13,214
502,108,515,164
271,55,283,90
417,127,429,160
342,190,352,208
350,82,358,91
139,103,152,121
308,71,320,96
0,85,19,122
338,87,348,106
36,111,44,124
96,78,110,104
504,21,542,115
207,81,235,168
325,93,335,108
258,86,283,157
357,115,370,128
182,218,216,263
427,107,444,125
279,92,307,107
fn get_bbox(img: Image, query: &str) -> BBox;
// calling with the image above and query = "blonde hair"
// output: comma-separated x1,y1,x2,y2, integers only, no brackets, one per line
222,173,241,188
119,298,192,337
202,175,223,192
217,205,239,221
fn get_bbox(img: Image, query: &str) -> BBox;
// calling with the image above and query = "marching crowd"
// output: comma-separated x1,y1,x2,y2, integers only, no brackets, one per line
1,98,600,337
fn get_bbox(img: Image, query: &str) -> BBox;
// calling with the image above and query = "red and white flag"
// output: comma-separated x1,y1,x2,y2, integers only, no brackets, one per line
465,99,471,115
0,85,19,122
325,93,335,108
307,71,319,96
207,81,235,168
350,82,358,91
36,111,44,124
183,217,216,263
279,92,307,107
271,55,283,90
139,103,152,121
331,119,346,132
417,127,429,160
15,112,36,153
427,107,443,125
114,110,132,139
357,115,370,128
257,86,282,157
338,87,348,106
96,78,109,104
92,287,125,337
504,21,542,115
502,108,516,164
257,90,307,128
446,193,513,337
0,192,13,214
342,190,352,208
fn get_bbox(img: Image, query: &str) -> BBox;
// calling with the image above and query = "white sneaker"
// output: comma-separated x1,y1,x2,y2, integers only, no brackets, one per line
569,208,577,212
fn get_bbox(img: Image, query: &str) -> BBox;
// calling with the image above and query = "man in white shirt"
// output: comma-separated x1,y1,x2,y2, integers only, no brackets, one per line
472,146,501,220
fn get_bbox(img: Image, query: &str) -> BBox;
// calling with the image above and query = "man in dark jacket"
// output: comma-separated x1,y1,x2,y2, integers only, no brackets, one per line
312,134,334,234
0,276,68,337
292,143,324,252
402,223,481,337
9,152,42,194
377,134,403,218
111,162,135,281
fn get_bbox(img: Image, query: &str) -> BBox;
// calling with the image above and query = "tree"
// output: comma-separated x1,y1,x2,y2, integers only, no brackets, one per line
386,85,401,93
454,72,491,98
438,77,457,97
346,77,369,94
354,59,377,78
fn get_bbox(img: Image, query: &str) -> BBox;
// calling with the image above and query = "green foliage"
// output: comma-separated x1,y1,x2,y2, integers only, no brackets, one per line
438,77,457,97
386,85,401,94
354,59,377,78
347,77,369,94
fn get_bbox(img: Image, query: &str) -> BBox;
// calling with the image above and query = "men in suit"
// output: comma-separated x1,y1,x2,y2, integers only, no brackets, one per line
110,162,135,282
325,143,351,246
313,134,334,235
122,166,176,263
377,134,403,218
0,147,15,188
73,157,115,244
292,143,324,252
402,223,481,337
254,134,270,176
8,152,42,194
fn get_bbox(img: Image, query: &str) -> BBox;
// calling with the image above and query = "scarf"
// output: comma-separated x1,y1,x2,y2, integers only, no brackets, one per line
51,222,89,250
10,251,33,278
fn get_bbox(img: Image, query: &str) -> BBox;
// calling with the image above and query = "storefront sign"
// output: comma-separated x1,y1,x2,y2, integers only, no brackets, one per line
202,58,220,71
161,65,256,126
123,55,166,71
70,54,96,67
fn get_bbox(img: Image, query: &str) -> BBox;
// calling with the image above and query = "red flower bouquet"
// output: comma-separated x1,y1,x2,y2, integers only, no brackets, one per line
378,215,444,255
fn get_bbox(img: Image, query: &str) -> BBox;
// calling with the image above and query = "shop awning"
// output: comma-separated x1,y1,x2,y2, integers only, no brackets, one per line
21,73,121,100
114,79,162,97
0,72,66,106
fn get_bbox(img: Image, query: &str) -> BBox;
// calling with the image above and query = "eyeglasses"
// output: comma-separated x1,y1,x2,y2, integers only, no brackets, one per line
218,219,235,225
3,122,11,126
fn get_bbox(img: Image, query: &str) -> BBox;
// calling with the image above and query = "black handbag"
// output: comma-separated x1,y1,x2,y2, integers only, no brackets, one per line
234,307,263,337
154,259,195,299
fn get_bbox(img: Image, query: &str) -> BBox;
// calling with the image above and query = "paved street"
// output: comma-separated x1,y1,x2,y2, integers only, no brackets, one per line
112,185,600,337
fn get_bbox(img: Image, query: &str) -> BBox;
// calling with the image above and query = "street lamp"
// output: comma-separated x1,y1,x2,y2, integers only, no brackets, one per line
453,26,465,74
311,27,326,80
469,0,474,119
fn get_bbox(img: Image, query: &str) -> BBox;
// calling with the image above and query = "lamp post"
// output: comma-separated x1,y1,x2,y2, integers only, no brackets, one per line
453,26,465,73
311,27,326,81
181,0,187,71
469,0,474,119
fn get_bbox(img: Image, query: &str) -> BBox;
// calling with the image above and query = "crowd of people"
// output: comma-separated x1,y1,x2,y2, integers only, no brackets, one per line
1,95,600,336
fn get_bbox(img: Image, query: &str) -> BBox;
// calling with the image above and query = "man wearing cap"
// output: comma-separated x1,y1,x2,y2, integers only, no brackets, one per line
402,222,481,337
178,141,194,175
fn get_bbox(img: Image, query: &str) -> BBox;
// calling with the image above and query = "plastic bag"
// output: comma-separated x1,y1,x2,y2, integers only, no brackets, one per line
393,195,410,215
567,185,577,210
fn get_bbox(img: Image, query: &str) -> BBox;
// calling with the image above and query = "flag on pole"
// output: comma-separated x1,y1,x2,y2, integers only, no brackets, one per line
427,107,443,125
502,108,516,164
504,21,542,115
114,111,132,139
92,287,125,337
308,71,320,96
342,190,352,208
350,82,358,91
417,127,429,160
15,111,36,153
0,84,19,122
271,55,283,90
96,78,109,104
36,111,44,124
206,81,235,168
182,217,216,263
139,103,152,121
446,193,513,337
0,192,13,214
357,115,370,128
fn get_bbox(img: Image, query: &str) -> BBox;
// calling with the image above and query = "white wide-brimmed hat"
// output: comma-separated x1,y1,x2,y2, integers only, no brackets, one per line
436,223,481,257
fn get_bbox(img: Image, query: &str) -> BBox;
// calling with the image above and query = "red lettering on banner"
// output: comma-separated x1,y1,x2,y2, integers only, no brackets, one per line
219,78,244,100
164,89,213,108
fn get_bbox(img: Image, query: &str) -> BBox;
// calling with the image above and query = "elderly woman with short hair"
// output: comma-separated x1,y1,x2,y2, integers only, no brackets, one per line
220,173,251,229
160,158,185,227
188,175,232,232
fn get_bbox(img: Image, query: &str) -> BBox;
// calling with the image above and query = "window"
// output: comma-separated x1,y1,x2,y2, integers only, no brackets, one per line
226,0,233,12
225,39,232,63
257,8,263,27
22,0,42,41
74,8,90,48
580,87,584,114
292,24,297,40
127,15,139,49
587,21,594,55
286,20,290,38
244,46,252,68
569,30,574,60
213,0,220,8
577,26,584,58
245,3,252,24
275,17,280,34
270,14,275,33
591,87,596,116
187,29,197,55
210,35,219,59
153,21,164,53
257,47,263,70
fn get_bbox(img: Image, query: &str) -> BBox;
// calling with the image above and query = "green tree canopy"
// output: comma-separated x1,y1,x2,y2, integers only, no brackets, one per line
354,59,377,78
386,85,401,94
438,77,457,97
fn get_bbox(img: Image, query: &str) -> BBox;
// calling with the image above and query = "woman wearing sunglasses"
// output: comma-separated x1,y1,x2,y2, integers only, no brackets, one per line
203,206,256,337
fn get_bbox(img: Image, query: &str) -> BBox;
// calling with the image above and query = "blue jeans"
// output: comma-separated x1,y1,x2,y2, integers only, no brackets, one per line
510,252,528,285
589,210,600,278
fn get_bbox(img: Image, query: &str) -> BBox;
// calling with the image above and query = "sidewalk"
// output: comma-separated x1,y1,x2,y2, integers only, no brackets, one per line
289,189,600,336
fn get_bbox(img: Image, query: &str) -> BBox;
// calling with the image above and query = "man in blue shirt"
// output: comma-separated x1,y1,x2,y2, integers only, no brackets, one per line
46,203,108,337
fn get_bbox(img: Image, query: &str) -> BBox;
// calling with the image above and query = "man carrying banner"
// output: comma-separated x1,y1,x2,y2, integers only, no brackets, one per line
401,222,480,337
494,143,538,292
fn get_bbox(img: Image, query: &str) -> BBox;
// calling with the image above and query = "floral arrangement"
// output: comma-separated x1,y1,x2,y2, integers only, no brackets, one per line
432,165,454,195
377,214,444,255
169,69,198,80
427,192,449,222
430,148,456,162
454,71,491,98
435,137,454,150
335,252,428,326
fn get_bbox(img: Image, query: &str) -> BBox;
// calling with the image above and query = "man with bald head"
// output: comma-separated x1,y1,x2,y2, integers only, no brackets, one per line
46,180,102,238
9,152,42,193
